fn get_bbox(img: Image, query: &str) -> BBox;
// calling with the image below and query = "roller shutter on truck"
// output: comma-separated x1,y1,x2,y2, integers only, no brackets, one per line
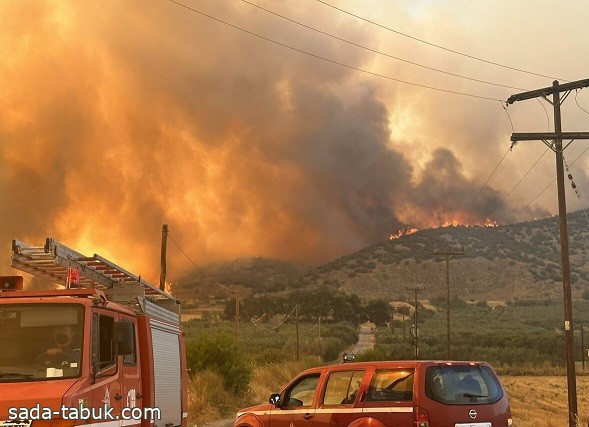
151,319,182,427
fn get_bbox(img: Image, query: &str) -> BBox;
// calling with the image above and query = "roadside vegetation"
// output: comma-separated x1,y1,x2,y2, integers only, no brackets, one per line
184,319,356,425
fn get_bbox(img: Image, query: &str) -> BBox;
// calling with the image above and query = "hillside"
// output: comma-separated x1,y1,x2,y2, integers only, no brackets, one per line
173,257,308,303
302,210,589,302
176,210,589,304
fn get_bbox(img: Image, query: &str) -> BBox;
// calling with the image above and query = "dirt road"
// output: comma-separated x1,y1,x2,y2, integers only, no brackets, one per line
350,324,375,355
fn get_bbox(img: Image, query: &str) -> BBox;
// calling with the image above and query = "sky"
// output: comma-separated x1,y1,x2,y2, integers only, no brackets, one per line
1,0,589,284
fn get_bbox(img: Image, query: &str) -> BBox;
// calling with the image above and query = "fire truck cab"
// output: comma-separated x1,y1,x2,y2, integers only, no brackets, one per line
0,238,188,427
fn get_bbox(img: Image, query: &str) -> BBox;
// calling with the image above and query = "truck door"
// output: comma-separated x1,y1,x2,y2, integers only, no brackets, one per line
358,367,414,426
271,373,321,427
120,315,142,426
90,311,123,423
314,369,366,427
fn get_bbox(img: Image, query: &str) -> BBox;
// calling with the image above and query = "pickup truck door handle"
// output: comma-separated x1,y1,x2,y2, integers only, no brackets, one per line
303,414,313,421
114,393,123,401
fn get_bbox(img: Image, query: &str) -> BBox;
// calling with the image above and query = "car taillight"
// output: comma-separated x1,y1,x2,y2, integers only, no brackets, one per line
415,406,429,427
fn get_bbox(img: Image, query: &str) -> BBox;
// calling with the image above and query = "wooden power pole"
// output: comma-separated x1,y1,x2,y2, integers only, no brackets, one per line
235,290,239,341
508,78,589,427
406,286,426,359
159,224,169,291
296,305,300,361
430,249,464,359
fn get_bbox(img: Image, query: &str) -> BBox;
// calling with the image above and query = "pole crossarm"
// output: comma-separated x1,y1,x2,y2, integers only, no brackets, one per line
430,249,465,259
511,132,589,142
507,78,589,104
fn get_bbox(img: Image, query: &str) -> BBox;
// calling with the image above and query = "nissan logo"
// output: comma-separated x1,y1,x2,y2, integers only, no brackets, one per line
469,409,477,419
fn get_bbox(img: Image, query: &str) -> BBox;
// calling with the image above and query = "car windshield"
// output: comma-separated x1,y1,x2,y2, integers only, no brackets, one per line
0,304,84,382
425,365,503,405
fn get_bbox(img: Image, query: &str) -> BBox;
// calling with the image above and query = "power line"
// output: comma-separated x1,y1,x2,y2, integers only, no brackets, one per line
463,145,511,213
537,98,551,131
314,0,569,82
523,145,589,210
502,146,551,202
240,302,297,331
576,90,589,116
166,0,504,101
241,0,527,92
167,231,236,294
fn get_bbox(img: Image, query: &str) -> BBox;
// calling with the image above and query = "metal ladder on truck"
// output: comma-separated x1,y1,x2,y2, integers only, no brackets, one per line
11,237,180,324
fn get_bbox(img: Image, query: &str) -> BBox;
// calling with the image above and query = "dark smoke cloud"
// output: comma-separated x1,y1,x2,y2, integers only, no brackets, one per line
0,0,559,281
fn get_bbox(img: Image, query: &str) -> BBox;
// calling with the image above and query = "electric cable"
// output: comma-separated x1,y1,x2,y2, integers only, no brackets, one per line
576,90,589,117
241,303,298,331
502,146,551,203
523,145,589,210
314,0,569,82
241,0,528,91
166,0,505,101
463,145,511,214
167,230,236,294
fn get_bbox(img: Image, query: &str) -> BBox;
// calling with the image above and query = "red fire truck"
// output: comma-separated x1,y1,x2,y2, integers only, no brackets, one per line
0,238,187,427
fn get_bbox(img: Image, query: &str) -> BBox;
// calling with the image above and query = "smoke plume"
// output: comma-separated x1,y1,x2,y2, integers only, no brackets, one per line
3,0,585,282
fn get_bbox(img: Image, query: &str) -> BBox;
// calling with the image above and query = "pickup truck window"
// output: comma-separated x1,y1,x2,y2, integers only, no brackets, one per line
283,373,320,407
0,304,83,381
366,368,414,402
425,365,503,405
323,370,364,405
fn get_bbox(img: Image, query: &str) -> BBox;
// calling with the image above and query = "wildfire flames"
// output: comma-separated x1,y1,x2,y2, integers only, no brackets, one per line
389,217,499,240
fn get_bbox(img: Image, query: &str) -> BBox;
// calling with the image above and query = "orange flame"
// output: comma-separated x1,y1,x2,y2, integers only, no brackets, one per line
389,227,419,240
484,218,498,228
390,215,501,239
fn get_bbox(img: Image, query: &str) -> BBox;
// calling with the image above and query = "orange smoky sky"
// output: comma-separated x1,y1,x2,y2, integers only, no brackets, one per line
1,0,589,283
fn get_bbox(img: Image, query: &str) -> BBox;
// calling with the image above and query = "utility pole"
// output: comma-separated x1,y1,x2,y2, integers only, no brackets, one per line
406,286,426,359
431,249,464,359
402,312,406,343
582,322,585,372
235,290,239,341
296,305,300,361
159,224,169,291
508,78,589,427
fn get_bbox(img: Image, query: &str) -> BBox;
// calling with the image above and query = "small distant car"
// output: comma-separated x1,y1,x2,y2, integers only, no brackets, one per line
342,353,355,363
234,360,512,427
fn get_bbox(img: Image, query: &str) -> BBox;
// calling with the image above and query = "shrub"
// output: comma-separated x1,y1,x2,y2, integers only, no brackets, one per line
186,332,252,395
188,370,233,425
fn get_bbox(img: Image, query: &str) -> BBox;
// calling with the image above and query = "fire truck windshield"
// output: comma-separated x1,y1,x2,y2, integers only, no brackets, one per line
0,304,84,382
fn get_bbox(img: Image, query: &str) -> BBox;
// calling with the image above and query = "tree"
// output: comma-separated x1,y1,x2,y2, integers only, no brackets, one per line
365,299,391,326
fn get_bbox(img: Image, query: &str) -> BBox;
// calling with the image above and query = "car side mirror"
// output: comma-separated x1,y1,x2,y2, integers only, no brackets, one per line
269,393,281,406
113,321,134,356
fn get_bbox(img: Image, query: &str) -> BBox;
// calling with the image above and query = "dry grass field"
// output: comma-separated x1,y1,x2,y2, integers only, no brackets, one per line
502,375,589,426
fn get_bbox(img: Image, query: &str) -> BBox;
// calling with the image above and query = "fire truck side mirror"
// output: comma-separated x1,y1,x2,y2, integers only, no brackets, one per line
0,276,23,291
113,321,134,356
